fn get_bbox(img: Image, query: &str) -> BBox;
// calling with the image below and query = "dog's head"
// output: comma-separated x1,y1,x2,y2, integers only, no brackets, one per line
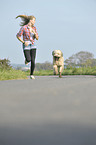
52,50,63,59
52,50,63,61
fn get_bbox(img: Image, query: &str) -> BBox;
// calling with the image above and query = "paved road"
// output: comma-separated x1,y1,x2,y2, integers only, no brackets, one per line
0,75,96,145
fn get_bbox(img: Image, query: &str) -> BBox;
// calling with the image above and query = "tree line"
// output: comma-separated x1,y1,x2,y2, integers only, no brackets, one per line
1,51,96,71
65,51,96,68
36,51,96,70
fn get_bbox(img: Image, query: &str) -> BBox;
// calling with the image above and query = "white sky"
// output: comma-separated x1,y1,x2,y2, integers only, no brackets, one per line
0,0,96,64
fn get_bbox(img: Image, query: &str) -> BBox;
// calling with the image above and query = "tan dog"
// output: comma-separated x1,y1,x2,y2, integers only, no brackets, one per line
52,50,64,78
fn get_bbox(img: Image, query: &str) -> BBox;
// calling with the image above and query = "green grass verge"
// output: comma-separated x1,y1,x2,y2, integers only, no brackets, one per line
25,67,96,76
25,69,53,76
1,67,96,81
62,67,96,75
0,68,27,80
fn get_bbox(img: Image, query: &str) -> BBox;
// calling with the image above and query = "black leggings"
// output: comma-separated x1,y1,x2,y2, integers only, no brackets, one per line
24,49,36,75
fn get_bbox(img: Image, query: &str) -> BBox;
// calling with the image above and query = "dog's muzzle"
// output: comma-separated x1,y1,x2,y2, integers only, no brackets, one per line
54,56,60,61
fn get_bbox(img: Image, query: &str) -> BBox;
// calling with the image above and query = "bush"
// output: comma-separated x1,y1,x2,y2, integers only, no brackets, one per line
0,58,28,80
0,58,11,70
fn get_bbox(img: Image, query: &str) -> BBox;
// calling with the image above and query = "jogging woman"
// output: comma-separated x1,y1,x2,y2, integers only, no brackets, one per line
16,15,39,79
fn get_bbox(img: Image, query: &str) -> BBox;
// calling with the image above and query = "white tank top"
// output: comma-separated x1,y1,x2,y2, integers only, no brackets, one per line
23,32,37,50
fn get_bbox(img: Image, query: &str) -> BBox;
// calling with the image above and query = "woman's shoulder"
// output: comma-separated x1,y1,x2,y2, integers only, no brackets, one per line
23,24,28,28
20,25,28,31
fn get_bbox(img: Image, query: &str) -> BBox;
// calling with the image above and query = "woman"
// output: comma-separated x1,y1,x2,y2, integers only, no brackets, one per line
16,15,39,79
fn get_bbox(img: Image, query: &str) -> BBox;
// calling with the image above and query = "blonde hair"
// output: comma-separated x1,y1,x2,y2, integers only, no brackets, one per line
16,15,36,26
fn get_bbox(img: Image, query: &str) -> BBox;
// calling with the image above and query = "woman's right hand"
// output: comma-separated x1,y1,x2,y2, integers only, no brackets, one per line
24,41,29,46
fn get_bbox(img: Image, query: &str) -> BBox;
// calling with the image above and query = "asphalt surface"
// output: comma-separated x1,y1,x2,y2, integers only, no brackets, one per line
0,75,96,145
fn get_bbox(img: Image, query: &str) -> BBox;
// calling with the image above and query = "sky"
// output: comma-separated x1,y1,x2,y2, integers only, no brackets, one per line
0,0,96,64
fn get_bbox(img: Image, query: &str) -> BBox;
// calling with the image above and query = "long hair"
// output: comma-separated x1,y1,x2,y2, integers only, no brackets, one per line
16,15,36,26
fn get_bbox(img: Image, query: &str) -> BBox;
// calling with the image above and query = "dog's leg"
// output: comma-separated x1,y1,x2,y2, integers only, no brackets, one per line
59,72,62,78
59,66,64,78
53,65,58,75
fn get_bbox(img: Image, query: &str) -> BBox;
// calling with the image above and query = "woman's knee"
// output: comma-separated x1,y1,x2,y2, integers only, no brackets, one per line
26,58,31,62
31,58,35,63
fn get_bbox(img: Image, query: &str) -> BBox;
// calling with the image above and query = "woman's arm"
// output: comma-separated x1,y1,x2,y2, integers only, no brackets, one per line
16,36,24,44
34,33,39,40
16,26,28,45
16,36,29,46
31,27,39,40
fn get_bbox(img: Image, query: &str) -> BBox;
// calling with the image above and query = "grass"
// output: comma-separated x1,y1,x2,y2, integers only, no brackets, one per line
0,67,96,80
62,67,96,75
25,67,96,76
0,68,27,80
25,69,53,76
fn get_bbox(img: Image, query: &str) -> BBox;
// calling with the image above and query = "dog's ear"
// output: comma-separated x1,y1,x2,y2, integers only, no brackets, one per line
61,52,63,57
60,51,63,57
52,51,54,56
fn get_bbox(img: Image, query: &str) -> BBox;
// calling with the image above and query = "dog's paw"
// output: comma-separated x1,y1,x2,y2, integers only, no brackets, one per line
59,72,62,78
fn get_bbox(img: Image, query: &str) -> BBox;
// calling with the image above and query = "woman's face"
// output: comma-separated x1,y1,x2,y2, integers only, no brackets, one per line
30,18,36,26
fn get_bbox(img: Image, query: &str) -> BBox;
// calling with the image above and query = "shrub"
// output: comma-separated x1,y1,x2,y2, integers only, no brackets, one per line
0,58,11,70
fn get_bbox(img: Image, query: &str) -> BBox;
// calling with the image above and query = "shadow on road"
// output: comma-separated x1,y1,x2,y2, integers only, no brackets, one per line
0,123,96,145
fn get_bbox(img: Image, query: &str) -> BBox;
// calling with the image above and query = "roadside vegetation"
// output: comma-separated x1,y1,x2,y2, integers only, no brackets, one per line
0,59,27,80
25,67,96,76
0,51,96,80
63,67,96,76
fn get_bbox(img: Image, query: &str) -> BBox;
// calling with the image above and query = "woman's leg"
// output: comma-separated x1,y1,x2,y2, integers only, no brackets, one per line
30,49,36,75
24,50,31,62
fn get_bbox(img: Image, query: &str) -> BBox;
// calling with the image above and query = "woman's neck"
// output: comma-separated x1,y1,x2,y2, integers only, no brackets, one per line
28,22,34,27
28,23,31,27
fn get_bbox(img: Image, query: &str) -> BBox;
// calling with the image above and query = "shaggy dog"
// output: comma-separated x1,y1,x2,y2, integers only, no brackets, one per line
52,50,64,78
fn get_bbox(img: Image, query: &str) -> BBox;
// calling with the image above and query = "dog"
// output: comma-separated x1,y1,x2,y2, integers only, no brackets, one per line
52,50,64,78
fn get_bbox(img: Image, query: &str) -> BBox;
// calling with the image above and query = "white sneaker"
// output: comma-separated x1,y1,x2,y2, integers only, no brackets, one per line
30,75,35,79
25,60,29,65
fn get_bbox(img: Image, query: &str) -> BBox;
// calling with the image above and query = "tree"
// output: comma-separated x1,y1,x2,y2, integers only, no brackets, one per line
35,61,53,70
90,59,96,67
65,51,94,67
0,58,11,69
